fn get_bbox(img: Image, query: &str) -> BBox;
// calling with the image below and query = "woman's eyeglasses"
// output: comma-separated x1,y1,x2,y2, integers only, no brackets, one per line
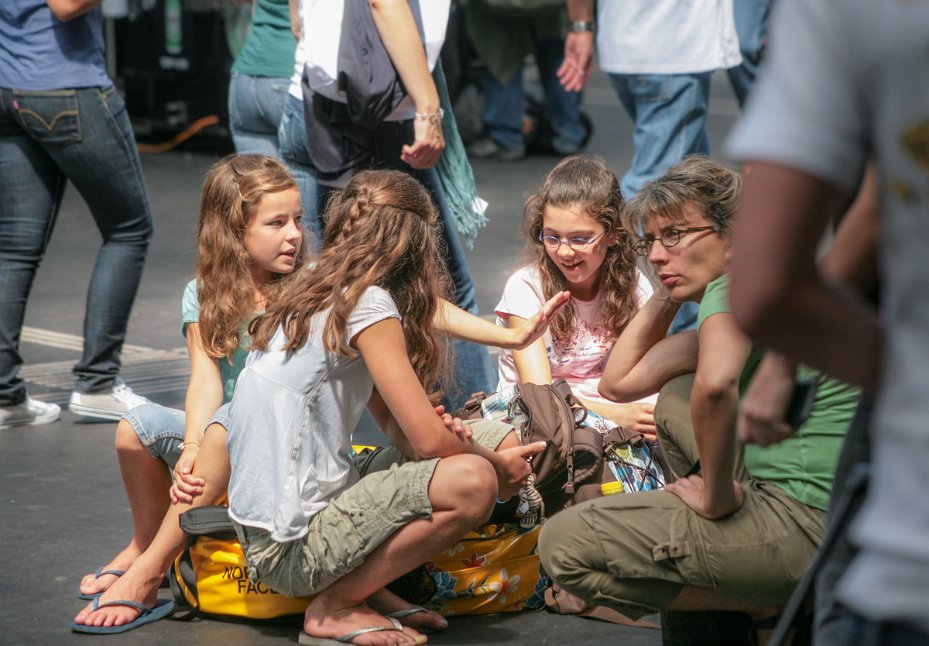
633,226,716,256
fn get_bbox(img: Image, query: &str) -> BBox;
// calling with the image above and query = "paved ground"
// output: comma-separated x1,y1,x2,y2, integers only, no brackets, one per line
0,69,741,645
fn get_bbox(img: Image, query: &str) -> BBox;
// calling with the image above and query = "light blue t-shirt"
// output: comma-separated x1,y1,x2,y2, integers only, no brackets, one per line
0,1,110,90
181,280,250,404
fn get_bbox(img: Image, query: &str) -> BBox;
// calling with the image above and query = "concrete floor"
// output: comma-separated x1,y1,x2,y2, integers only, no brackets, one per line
0,69,742,645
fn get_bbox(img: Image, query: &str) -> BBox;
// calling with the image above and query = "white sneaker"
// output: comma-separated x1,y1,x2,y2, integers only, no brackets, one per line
0,397,61,430
69,381,151,421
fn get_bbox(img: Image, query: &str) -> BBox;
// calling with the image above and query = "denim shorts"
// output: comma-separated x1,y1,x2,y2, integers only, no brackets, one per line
123,403,233,471
122,403,185,470
234,419,513,597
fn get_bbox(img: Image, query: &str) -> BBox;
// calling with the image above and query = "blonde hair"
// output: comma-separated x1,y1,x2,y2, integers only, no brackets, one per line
523,155,638,343
622,155,742,234
250,170,451,399
196,154,307,360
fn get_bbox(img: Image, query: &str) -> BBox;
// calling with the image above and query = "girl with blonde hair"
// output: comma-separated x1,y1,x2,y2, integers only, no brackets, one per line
76,154,306,602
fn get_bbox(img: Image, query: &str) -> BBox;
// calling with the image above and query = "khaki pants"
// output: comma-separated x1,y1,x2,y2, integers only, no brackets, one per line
234,419,513,597
539,375,824,619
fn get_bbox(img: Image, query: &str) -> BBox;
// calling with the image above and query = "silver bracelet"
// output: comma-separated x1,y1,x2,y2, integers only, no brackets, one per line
570,20,595,33
414,108,444,123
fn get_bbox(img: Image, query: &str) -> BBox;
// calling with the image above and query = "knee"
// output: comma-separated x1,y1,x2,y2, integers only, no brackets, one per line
539,504,611,594
114,418,145,455
443,455,497,525
539,508,586,585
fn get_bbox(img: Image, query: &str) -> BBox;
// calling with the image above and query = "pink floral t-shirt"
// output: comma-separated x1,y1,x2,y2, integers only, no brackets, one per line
495,265,654,404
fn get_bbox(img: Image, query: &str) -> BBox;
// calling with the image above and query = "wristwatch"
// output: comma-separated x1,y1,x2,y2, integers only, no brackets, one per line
570,20,595,33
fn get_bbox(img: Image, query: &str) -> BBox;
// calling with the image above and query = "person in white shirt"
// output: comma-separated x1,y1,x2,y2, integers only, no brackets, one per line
559,0,741,200
728,0,929,642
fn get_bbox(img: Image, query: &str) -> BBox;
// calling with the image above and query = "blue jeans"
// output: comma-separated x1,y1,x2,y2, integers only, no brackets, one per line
608,72,711,200
727,0,771,106
228,72,290,158
307,118,497,408
483,39,585,151
0,85,153,405
277,93,322,248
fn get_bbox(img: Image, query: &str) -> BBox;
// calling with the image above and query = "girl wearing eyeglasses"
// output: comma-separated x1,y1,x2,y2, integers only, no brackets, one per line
495,154,658,437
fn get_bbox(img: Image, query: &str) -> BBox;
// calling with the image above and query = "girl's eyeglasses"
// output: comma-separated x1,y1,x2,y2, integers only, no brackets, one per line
538,230,606,251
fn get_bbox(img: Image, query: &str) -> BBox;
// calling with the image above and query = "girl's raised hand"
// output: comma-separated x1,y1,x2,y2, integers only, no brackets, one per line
170,444,206,504
508,291,571,350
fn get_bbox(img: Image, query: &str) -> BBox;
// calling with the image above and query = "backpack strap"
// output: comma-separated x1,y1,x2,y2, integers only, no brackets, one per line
178,505,238,540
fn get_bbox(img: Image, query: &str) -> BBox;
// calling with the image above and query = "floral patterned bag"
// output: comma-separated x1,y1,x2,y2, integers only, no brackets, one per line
404,523,548,616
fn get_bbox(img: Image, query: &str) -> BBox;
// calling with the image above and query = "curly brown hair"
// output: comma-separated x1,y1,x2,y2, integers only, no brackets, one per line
196,154,307,361
523,155,639,344
250,170,451,398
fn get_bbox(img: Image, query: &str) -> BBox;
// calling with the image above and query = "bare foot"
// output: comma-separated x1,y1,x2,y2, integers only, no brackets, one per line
367,587,447,633
78,544,142,598
304,599,426,646
73,559,164,629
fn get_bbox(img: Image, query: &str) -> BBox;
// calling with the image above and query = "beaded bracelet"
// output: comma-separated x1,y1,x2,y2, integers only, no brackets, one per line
414,108,444,123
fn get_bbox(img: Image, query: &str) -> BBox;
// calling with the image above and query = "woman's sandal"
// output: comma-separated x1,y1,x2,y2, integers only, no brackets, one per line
298,616,426,645
75,567,126,600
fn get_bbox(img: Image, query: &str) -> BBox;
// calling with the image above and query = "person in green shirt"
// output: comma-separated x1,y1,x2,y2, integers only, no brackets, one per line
539,155,859,633
228,0,298,158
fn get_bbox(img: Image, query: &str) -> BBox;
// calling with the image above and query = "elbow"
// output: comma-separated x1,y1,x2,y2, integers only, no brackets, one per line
598,380,620,402
410,436,453,461
692,373,738,405
48,1,86,21
598,380,639,404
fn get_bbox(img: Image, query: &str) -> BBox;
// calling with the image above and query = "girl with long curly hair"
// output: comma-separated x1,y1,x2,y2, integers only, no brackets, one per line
76,154,307,601
74,169,557,641
496,154,658,436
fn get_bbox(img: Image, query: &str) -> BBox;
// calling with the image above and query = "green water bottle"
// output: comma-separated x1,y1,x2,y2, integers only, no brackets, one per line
165,0,183,55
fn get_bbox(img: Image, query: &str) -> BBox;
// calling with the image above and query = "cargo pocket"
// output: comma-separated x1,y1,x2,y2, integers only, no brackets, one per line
13,90,81,144
659,505,717,590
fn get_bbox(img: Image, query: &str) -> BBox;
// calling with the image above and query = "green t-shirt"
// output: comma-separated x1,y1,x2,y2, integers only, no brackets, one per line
231,0,297,79
181,280,250,404
696,275,860,511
